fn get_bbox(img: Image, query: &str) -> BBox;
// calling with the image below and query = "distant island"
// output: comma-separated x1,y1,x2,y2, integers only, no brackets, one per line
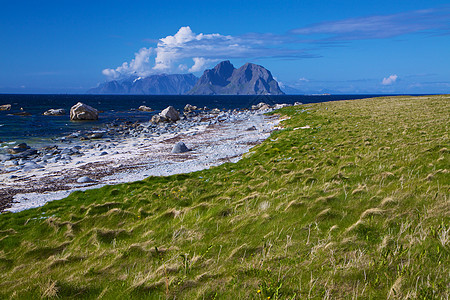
87,74,198,95
87,61,284,95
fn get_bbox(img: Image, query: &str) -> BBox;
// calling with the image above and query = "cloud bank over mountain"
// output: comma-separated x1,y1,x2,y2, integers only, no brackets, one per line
101,26,314,79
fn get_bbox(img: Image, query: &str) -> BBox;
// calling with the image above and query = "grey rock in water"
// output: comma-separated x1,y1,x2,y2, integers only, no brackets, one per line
70,102,98,120
171,141,190,153
187,61,284,95
43,108,66,116
77,176,96,183
0,104,12,111
160,106,180,122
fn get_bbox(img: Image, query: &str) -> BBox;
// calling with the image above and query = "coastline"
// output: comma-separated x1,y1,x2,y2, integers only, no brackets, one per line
0,108,281,213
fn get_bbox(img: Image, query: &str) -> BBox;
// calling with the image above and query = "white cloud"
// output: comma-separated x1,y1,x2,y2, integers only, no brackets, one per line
382,74,398,85
102,47,153,79
188,57,218,72
153,26,232,72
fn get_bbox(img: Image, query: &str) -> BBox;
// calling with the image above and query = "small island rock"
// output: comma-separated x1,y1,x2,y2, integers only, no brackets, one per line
0,104,11,111
138,105,154,112
43,108,66,116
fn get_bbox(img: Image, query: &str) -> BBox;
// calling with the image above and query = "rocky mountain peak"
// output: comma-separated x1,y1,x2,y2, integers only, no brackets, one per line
187,61,284,95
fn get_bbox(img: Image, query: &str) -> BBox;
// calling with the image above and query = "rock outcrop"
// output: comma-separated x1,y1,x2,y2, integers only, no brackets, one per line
138,105,153,112
70,102,98,120
43,108,66,116
187,61,284,95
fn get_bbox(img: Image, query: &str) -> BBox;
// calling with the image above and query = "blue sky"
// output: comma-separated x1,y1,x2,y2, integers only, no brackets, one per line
0,0,449,94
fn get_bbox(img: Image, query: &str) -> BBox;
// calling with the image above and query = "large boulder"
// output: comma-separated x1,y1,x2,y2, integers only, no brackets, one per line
0,104,11,111
43,108,66,116
160,106,180,122
70,102,98,120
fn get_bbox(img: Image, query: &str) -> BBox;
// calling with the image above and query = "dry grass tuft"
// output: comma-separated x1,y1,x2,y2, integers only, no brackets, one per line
41,279,59,298
360,208,385,219
380,197,397,207
285,200,305,211
352,184,367,195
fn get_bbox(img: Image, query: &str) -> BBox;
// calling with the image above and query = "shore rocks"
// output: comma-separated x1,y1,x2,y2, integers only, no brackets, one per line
43,108,66,116
70,102,98,120
171,141,190,153
12,149,38,159
273,103,290,109
251,102,268,110
87,132,104,139
0,104,11,111
151,114,164,123
184,104,198,112
138,105,154,112
7,143,30,154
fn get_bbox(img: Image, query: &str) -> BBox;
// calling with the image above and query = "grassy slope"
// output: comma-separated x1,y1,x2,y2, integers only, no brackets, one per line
0,95,448,299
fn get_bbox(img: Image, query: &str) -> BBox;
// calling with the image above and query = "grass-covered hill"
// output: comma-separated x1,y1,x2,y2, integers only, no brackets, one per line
0,95,448,299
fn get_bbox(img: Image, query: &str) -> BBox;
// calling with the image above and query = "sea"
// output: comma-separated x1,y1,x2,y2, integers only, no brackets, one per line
0,94,394,150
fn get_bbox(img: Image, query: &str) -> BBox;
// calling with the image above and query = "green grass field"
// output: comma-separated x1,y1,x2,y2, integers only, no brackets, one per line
0,95,448,299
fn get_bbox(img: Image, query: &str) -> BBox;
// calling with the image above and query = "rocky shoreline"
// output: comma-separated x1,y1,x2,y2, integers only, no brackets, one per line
0,103,292,213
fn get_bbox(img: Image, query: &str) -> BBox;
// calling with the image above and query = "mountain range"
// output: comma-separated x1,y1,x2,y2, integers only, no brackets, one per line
87,61,284,95
87,74,198,95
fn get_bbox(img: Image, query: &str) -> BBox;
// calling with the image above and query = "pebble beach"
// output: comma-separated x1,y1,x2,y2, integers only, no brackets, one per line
0,105,282,213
